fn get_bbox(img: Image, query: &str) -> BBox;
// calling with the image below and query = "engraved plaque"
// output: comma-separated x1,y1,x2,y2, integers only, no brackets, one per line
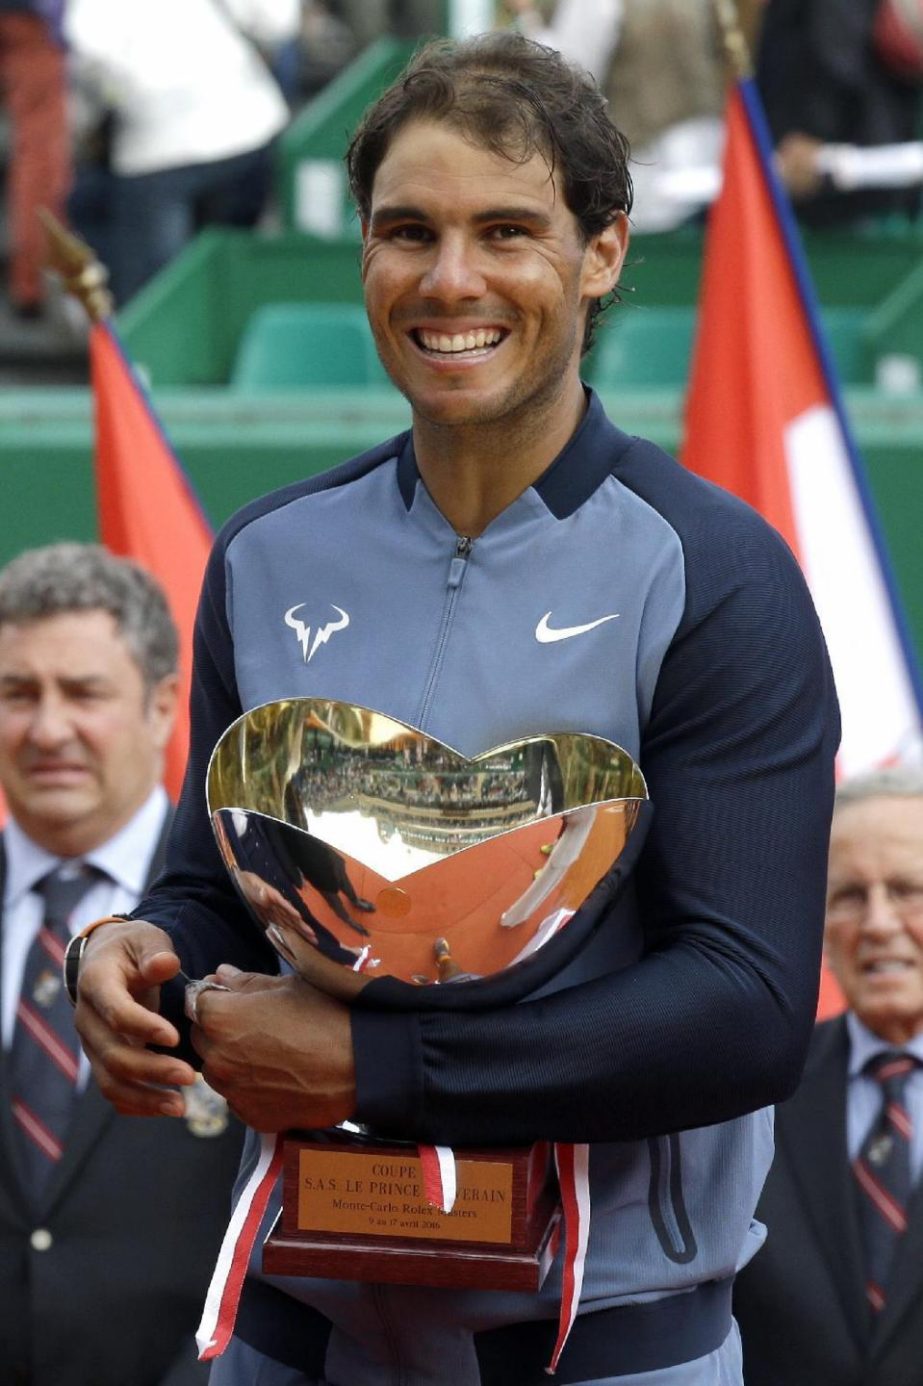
295,1149,514,1243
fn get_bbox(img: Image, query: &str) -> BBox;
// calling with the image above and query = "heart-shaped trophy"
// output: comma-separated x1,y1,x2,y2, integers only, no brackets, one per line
207,698,648,1290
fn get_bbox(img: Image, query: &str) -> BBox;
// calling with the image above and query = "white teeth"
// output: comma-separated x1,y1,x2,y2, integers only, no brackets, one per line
865,960,912,973
418,328,502,354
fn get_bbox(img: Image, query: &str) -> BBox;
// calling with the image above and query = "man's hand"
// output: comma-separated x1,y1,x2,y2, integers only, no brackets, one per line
775,132,825,200
233,869,317,939
189,965,356,1132
74,920,197,1118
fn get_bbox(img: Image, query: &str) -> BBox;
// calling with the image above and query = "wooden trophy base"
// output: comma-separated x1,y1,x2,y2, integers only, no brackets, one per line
262,1132,561,1291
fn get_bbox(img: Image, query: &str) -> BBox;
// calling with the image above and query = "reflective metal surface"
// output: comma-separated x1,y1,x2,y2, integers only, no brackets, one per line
207,699,647,998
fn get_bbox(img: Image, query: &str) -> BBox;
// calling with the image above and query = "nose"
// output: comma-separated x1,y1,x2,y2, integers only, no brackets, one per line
419,233,486,303
27,694,73,749
860,883,903,937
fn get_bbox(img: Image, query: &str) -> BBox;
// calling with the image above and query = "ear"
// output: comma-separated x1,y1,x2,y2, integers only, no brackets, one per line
580,212,630,302
359,218,370,281
146,672,179,753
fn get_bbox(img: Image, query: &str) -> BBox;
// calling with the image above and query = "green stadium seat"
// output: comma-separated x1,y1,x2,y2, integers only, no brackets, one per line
585,305,871,389
585,308,696,388
230,303,390,389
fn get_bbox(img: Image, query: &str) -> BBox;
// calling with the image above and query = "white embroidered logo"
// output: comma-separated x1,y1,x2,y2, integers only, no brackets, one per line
535,611,620,644
285,603,350,662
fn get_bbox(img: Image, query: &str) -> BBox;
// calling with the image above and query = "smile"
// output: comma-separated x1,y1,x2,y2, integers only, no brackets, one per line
413,327,506,358
862,959,915,974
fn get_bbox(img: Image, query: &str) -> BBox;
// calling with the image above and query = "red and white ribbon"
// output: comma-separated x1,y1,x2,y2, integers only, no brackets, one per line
547,1142,591,1375
196,1131,284,1360
419,1143,457,1213
194,1135,588,1372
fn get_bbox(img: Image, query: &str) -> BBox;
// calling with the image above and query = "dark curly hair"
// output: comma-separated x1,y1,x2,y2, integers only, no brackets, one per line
346,31,633,353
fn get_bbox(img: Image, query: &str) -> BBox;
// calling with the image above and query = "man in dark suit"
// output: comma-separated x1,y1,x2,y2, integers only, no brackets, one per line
0,543,244,1386
734,766,923,1386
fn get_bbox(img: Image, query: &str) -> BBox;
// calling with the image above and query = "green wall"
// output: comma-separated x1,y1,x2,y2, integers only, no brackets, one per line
1,383,921,668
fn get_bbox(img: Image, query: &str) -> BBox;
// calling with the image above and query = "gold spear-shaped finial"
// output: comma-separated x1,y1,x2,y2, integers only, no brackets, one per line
38,207,114,324
712,0,753,82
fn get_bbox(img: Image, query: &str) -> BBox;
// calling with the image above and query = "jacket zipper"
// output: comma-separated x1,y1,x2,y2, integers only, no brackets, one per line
415,535,473,727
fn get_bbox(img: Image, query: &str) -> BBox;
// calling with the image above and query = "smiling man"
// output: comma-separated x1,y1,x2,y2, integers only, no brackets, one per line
70,33,840,1386
734,767,923,1386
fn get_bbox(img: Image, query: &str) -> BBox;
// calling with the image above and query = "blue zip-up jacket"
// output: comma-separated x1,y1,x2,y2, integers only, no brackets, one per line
137,391,840,1384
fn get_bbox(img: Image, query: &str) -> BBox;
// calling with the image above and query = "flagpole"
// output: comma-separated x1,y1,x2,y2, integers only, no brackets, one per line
38,208,113,324
711,0,752,81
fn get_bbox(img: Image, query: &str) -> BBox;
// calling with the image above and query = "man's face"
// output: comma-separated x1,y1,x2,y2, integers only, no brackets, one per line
0,610,176,856
825,796,923,1045
360,117,626,434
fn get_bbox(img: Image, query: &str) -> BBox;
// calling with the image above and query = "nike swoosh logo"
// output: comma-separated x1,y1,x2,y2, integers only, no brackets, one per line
535,611,621,643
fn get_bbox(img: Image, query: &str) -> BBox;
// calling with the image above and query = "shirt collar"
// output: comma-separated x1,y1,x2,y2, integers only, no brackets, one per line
3,786,169,906
846,1009,923,1076
395,387,634,519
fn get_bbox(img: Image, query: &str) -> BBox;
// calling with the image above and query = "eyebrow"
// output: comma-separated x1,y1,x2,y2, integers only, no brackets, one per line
0,673,111,692
369,204,553,231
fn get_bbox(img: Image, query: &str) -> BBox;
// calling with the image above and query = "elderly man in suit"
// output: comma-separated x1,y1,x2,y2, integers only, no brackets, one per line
734,765,923,1386
0,543,244,1386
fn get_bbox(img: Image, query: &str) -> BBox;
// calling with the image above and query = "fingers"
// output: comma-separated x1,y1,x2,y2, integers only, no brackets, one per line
78,998,196,1116
186,972,357,1131
73,920,196,1118
91,1049,195,1117
187,967,278,1052
258,885,304,929
211,963,272,990
86,972,181,1048
77,921,183,1049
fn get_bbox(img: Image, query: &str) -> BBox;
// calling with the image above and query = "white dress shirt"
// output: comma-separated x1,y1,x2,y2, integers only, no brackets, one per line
1,787,170,1067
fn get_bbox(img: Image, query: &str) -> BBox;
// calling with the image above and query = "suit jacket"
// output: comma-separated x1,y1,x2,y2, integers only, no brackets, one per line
733,1017,923,1386
0,815,245,1386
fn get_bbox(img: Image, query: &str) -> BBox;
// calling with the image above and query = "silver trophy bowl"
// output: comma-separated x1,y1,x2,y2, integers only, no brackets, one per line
207,699,648,1009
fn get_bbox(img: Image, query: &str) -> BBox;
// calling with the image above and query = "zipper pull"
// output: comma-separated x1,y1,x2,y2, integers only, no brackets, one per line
448,535,473,589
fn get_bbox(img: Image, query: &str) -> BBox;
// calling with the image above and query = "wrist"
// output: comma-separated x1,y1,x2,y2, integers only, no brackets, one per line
62,913,134,1005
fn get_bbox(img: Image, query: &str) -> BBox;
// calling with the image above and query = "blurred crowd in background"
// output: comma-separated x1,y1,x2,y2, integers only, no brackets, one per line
0,0,921,350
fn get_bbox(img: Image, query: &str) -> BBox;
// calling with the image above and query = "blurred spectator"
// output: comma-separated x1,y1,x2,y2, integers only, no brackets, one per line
501,0,623,83
0,0,70,318
335,0,443,49
775,131,923,205
503,0,729,231
603,0,726,231
734,767,923,1386
64,0,300,305
757,0,923,226
299,0,359,99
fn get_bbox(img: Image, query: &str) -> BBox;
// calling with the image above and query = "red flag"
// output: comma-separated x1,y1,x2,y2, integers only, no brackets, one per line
682,82,923,1017
90,320,213,800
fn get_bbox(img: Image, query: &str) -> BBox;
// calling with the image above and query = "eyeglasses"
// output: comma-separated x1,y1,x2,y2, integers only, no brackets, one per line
826,879,923,924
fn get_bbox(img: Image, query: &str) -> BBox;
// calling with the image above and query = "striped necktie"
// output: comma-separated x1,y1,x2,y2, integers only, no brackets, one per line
853,1050,917,1315
9,864,101,1201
